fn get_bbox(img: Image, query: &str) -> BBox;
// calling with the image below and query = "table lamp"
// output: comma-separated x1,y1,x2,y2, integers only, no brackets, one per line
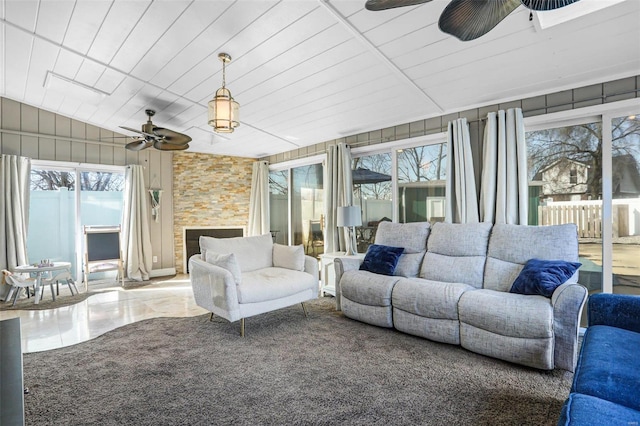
337,206,362,256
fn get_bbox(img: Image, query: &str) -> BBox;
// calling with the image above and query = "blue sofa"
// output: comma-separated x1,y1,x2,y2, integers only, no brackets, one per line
558,293,640,425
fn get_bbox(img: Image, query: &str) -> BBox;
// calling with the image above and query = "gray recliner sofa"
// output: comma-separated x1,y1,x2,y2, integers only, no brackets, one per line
335,221,587,371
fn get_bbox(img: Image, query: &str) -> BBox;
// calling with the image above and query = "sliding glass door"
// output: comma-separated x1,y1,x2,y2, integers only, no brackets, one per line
28,162,125,280
610,113,640,296
352,152,392,253
292,164,324,257
269,169,289,245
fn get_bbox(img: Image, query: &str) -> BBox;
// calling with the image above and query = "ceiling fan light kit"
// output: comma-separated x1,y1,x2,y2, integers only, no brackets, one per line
365,0,581,41
208,53,240,134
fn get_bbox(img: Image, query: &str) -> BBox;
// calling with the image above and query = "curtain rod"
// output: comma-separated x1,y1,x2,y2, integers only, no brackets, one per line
0,128,125,148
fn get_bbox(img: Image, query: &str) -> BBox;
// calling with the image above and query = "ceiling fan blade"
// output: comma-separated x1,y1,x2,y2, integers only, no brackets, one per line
125,139,153,151
365,0,432,11
153,127,192,145
520,0,580,11
153,140,190,151
439,0,521,41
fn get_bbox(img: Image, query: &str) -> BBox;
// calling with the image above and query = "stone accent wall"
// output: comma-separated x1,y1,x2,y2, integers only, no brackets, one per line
173,152,254,273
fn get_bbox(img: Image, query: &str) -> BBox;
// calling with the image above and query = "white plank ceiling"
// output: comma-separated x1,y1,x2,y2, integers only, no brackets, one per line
1,0,639,158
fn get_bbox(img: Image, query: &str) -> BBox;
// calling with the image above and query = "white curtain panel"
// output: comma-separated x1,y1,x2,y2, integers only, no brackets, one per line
480,108,528,225
324,143,354,253
248,160,270,236
445,118,479,223
0,155,31,300
122,165,153,281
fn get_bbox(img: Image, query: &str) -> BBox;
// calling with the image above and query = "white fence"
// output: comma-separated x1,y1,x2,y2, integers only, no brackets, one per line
539,198,640,238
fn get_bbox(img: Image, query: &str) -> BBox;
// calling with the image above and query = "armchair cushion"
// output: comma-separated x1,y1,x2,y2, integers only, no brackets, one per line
238,267,317,304
205,252,242,284
200,233,273,272
510,259,581,297
272,244,305,271
360,244,404,276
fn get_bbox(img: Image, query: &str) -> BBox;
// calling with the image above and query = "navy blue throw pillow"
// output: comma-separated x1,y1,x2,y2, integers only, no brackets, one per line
510,259,582,298
359,244,404,276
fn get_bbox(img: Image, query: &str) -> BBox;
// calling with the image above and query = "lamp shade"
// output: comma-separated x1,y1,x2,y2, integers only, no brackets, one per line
337,206,362,227
208,87,239,133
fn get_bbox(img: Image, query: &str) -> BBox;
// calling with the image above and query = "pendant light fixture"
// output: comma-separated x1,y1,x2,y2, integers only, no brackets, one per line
208,53,239,133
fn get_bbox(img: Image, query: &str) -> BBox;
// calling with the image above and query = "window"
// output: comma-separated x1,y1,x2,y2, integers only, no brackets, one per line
292,164,324,257
397,143,447,224
610,113,640,297
528,120,611,326
569,167,578,185
28,162,125,280
269,169,288,245
352,153,392,252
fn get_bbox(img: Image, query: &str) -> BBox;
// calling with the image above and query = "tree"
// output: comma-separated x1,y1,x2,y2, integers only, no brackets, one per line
528,117,640,199
269,170,288,195
30,170,124,191
397,144,447,183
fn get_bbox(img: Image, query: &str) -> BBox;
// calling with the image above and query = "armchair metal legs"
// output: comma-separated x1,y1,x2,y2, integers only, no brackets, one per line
210,304,309,338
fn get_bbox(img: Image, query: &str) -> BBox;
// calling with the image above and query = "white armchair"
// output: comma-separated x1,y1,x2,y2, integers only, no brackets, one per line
189,233,318,336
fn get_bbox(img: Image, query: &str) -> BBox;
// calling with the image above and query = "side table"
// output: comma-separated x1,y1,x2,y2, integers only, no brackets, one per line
319,252,366,297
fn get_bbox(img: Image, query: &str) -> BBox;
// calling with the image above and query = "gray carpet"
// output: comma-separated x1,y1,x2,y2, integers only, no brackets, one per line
22,297,572,425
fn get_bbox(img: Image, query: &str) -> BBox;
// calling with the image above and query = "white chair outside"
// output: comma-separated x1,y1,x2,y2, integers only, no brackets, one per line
1,270,37,307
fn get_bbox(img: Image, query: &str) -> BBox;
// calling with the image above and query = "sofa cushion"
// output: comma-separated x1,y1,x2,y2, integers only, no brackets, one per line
374,221,430,254
341,270,400,307
272,244,304,271
359,244,404,276
200,233,273,273
420,222,492,288
572,325,640,412
558,393,640,426
459,289,553,338
394,251,425,278
392,278,474,321
238,267,316,304
484,223,579,292
205,252,242,284
510,259,581,297
373,222,429,278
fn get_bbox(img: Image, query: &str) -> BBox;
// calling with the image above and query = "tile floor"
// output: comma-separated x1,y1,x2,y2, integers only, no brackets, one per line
0,275,207,353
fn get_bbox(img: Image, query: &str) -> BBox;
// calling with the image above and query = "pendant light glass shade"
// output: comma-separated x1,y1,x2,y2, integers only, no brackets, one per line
208,53,239,133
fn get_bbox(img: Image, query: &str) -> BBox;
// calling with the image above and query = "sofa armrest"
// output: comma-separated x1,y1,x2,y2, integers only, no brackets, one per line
303,255,319,282
189,255,241,322
334,257,364,311
588,293,640,333
551,282,588,372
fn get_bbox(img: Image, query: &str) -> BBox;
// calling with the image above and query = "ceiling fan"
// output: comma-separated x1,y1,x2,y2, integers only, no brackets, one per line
365,0,581,41
120,109,192,151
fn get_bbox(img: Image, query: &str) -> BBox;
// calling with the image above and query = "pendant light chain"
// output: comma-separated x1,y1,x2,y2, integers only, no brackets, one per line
222,59,226,89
